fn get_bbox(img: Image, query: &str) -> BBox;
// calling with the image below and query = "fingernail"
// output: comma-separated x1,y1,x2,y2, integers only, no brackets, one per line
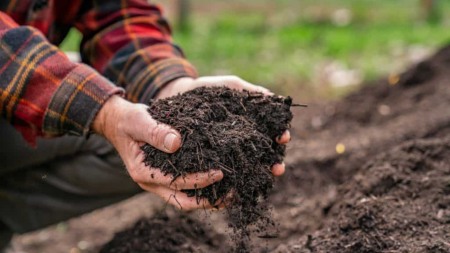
210,171,223,182
163,133,179,152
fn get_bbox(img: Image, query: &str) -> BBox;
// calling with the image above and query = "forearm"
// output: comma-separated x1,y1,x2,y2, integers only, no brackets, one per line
76,0,197,104
0,12,122,145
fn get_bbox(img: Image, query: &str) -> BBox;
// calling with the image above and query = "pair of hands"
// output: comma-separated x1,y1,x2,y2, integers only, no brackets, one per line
92,76,290,210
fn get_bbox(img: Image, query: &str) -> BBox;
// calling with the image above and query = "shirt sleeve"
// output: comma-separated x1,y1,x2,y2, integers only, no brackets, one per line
0,12,124,146
73,0,198,104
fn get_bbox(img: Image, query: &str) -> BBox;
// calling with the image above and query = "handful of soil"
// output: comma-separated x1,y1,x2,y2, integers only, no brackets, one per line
141,86,296,251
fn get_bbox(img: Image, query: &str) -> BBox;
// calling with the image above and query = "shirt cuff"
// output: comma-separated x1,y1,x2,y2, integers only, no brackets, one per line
128,58,197,104
42,64,124,137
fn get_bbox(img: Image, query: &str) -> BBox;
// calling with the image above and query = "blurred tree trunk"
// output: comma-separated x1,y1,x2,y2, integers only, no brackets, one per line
178,0,191,32
421,0,442,24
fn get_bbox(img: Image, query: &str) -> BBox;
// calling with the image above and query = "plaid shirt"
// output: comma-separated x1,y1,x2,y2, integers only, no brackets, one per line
0,0,197,146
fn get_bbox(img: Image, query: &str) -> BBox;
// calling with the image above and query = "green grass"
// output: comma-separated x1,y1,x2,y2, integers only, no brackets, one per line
60,0,450,100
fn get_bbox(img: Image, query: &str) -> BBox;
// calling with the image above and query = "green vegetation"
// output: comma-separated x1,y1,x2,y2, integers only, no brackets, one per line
60,0,450,100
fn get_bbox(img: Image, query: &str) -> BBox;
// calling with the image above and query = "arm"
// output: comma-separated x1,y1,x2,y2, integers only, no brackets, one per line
73,0,197,103
0,12,123,146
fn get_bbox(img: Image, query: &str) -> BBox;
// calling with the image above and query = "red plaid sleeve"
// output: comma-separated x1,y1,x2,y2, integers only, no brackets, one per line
72,0,198,103
0,12,124,146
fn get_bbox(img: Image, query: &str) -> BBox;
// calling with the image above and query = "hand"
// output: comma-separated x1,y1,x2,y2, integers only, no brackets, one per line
92,95,225,210
157,76,291,177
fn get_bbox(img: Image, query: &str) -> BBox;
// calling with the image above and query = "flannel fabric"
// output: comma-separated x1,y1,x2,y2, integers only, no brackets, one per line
0,0,197,146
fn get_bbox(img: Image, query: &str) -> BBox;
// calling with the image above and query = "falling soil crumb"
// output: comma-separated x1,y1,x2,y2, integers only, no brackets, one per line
141,86,296,252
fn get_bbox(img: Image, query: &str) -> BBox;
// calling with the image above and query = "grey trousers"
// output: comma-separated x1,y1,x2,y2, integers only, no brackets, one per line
0,119,141,247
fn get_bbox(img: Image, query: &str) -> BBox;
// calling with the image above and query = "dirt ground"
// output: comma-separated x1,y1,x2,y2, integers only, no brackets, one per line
10,45,450,252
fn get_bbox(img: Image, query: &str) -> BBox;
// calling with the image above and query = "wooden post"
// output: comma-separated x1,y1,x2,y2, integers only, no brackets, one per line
178,0,191,32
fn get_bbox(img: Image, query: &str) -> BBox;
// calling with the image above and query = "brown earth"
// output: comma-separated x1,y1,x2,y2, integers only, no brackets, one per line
10,45,450,252
141,86,295,252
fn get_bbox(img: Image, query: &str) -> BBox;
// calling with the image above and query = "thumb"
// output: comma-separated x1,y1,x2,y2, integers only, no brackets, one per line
127,105,182,153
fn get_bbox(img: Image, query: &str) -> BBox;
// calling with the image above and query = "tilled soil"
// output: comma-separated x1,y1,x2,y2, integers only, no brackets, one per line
303,138,450,253
99,213,224,253
268,45,450,252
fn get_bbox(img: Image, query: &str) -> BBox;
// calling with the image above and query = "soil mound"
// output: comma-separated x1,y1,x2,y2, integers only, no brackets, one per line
300,138,450,253
99,213,224,253
140,87,296,252
268,45,450,252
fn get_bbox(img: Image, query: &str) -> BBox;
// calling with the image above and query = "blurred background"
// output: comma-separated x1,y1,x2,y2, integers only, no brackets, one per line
61,0,450,101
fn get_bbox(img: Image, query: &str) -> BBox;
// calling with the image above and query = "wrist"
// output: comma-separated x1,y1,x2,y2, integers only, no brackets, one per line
92,95,126,136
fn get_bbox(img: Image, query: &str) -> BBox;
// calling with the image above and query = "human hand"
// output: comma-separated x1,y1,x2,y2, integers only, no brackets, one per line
157,76,290,177
92,95,225,210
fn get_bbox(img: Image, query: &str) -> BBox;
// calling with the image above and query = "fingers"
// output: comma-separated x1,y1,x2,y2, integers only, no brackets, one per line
276,130,291,145
128,160,224,190
148,169,224,190
139,183,228,211
125,105,182,153
271,163,286,177
195,76,274,96
171,170,224,189
139,183,215,210
236,77,274,96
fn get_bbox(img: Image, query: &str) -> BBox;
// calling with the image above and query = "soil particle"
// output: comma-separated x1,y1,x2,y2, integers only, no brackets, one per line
140,86,296,252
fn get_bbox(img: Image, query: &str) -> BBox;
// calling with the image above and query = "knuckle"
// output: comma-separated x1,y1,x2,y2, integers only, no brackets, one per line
228,75,241,83
147,122,161,145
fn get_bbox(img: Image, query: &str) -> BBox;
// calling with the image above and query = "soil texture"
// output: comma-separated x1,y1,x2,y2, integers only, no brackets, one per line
99,213,224,253
140,87,296,252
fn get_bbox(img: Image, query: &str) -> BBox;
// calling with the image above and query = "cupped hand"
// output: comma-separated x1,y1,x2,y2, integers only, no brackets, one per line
157,76,291,177
92,95,225,210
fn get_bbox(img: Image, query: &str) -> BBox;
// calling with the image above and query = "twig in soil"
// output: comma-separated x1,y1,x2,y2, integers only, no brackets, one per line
168,160,180,174
240,99,247,112
257,234,279,239
304,235,313,252
167,160,184,186
165,193,183,210
215,161,236,174
248,93,263,98
292,103,308,107
173,194,183,209
212,185,218,199
250,142,257,152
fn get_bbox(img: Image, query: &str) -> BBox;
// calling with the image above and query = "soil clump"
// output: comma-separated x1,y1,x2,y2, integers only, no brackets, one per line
141,87,296,252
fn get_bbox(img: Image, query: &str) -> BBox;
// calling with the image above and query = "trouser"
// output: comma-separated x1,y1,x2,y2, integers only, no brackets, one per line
0,119,142,249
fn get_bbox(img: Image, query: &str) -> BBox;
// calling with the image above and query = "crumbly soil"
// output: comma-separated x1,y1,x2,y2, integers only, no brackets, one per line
99,213,224,253
267,45,450,252
10,45,450,253
140,87,295,252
